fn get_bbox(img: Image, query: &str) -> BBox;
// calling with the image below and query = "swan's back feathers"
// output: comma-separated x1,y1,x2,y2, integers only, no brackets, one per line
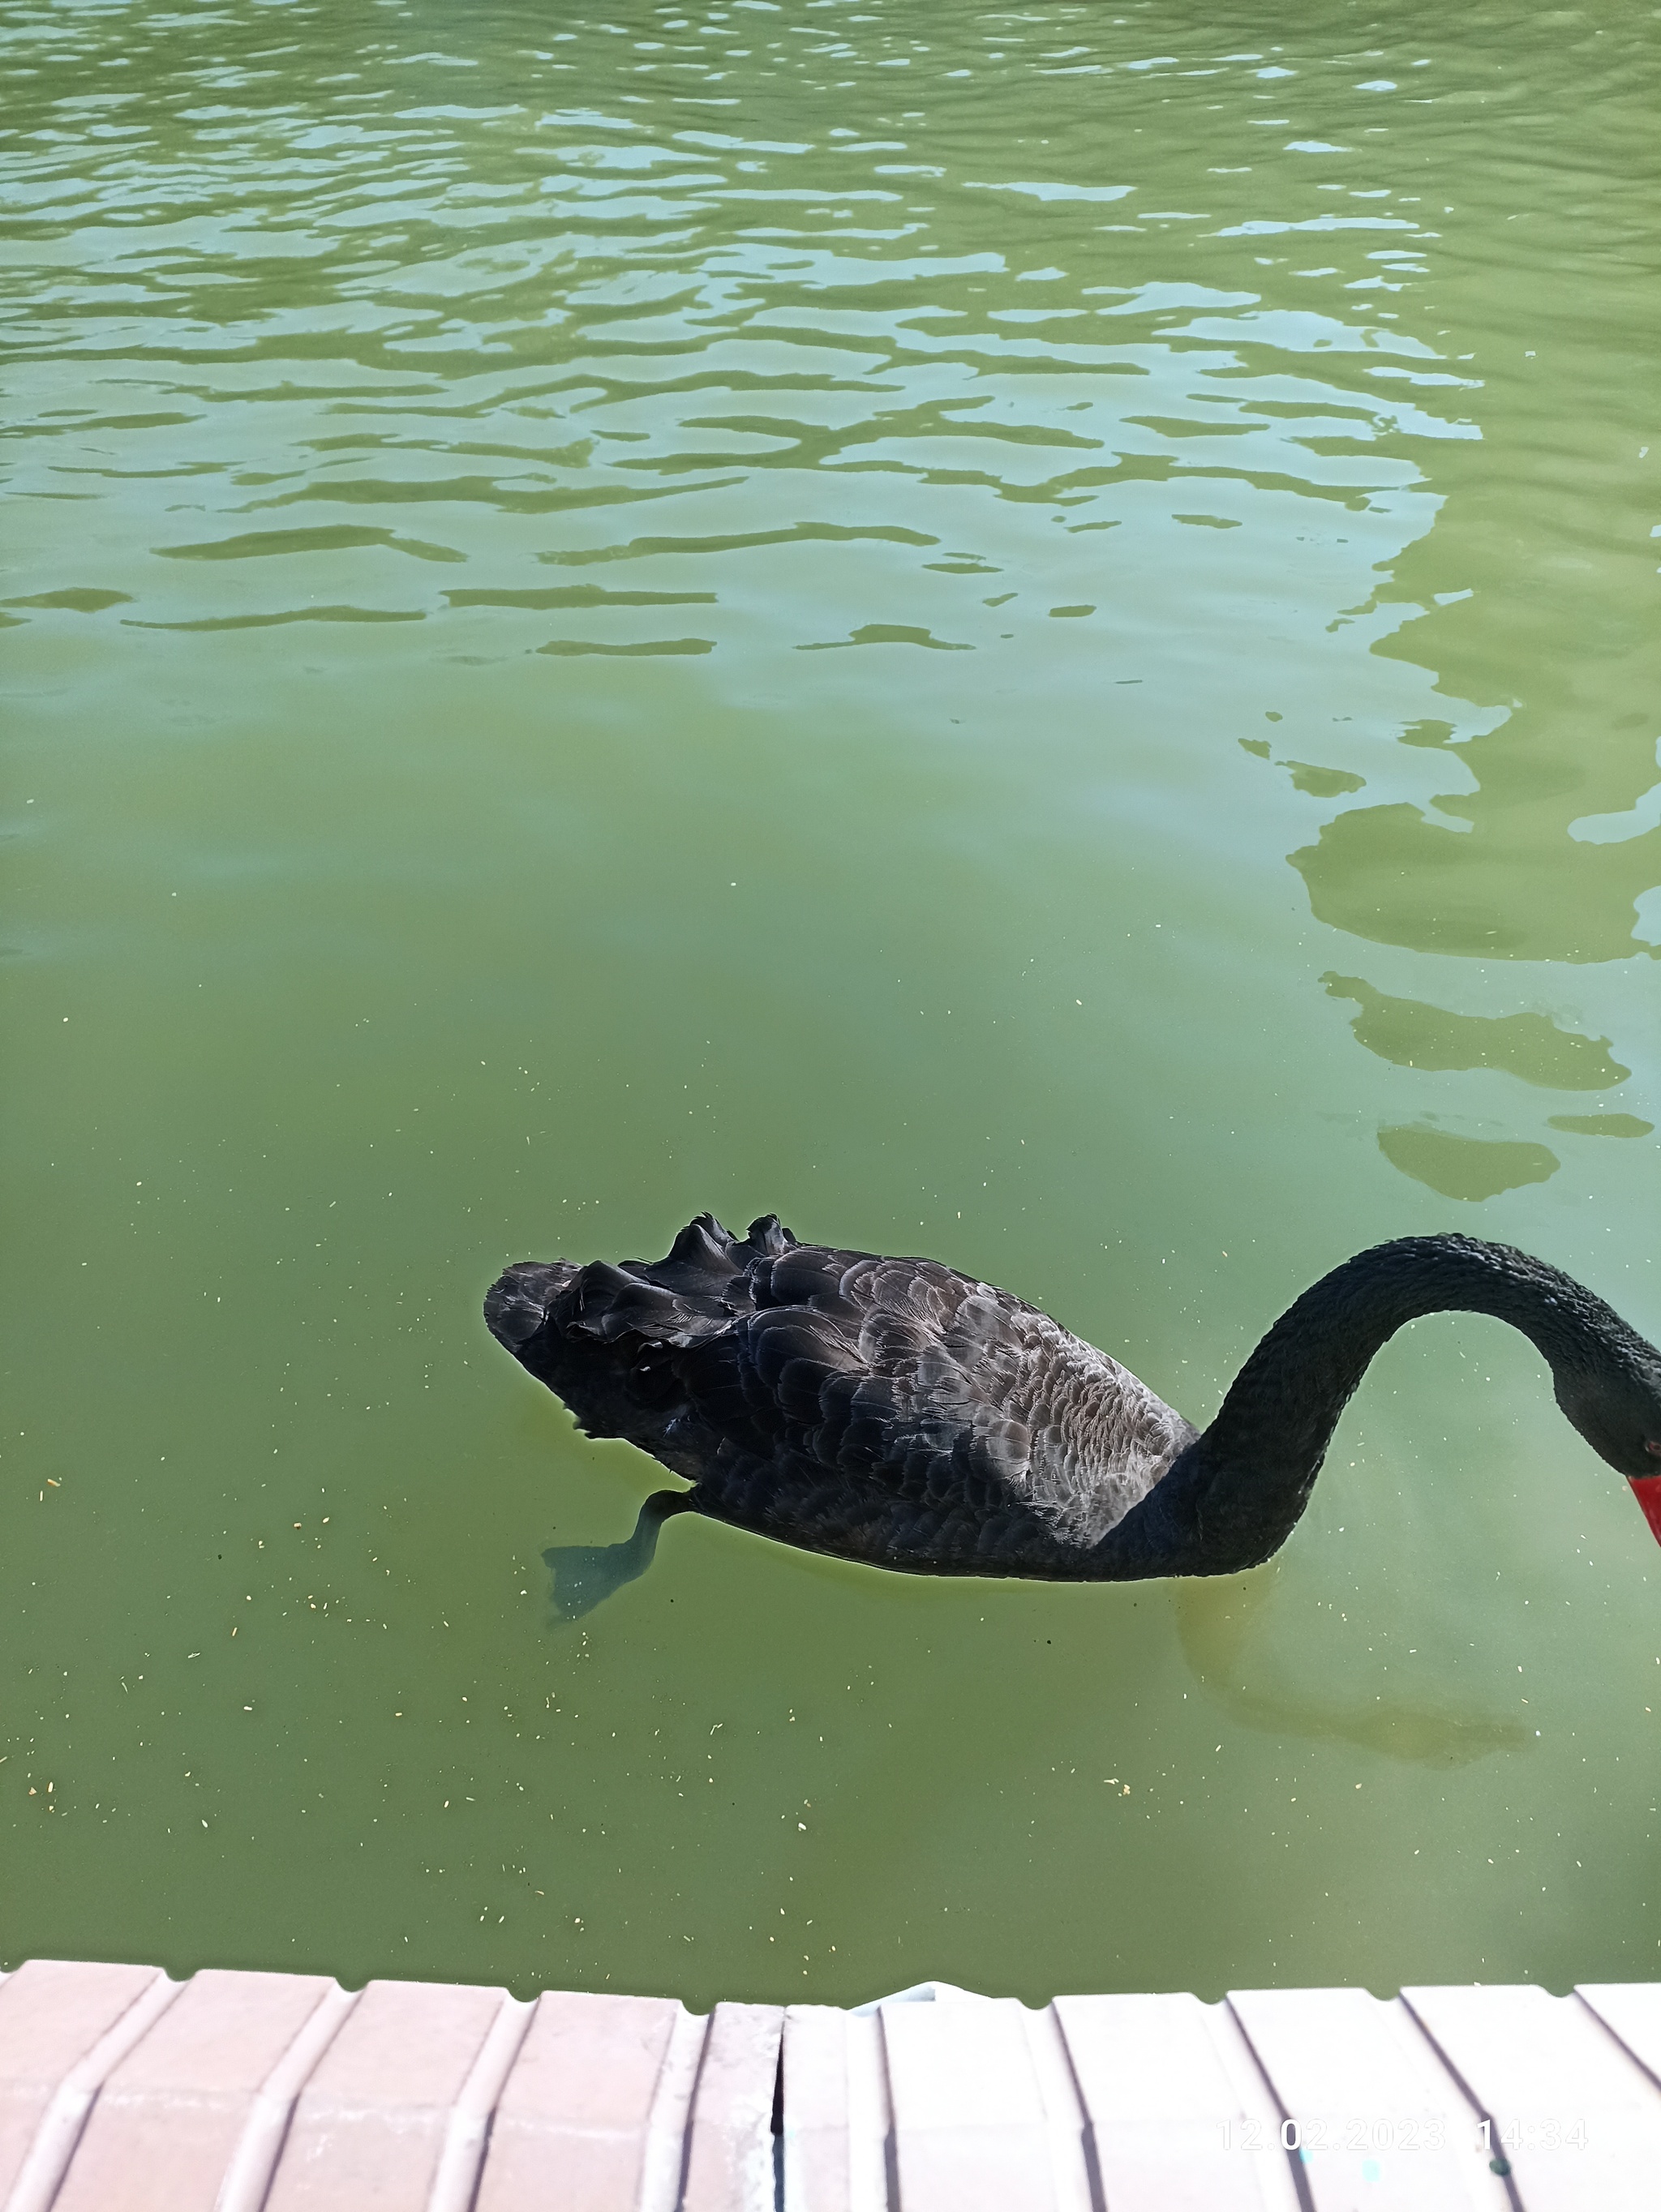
487,1212,1196,1577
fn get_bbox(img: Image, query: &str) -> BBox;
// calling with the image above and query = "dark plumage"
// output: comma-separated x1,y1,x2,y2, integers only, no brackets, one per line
485,1216,1661,1586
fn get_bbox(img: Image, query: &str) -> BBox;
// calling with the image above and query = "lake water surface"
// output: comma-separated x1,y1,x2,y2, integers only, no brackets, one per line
3,0,1659,2007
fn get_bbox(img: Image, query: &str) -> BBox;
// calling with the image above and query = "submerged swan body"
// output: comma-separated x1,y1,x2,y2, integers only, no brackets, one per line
486,1216,1661,1584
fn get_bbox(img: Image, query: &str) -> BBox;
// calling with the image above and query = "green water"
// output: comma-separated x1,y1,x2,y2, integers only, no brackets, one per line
3,0,1659,2011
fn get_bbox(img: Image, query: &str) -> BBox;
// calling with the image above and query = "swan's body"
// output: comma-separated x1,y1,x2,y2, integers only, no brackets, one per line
486,1217,1661,1585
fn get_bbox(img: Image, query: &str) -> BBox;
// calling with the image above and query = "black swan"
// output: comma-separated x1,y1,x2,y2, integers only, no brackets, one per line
485,1218,1661,1595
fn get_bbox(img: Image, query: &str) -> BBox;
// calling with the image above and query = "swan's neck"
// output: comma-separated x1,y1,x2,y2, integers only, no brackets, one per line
1107,1236,1638,1577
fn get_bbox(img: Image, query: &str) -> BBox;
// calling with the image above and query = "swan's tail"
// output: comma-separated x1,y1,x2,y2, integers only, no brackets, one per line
483,1212,797,1451
484,1259,581,1350
485,1213,796,1350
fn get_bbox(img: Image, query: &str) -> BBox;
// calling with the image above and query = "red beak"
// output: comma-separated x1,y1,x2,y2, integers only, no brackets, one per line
1631,1474,1661,1545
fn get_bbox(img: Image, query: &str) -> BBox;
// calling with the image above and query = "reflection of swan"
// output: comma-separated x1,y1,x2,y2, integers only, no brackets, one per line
487,1217,1661,1585
1173,1573,1529,1768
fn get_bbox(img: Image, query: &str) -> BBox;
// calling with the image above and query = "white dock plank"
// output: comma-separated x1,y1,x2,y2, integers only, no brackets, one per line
1228,1985,1508,2210
781,2004,891,2212
0,1962,183,2212
262,1978,508,2212
881,1996,1075,2212
1405,1982,1661,2210
426,1992,535,2212
215,1983,359,2212
0,1959,171,2206
1019,2006,1100,2212
1054,1990,1298,2211
1576,1984,1661,2090
680,2000,785,2212
49,1970,342,2212
470,1990,699,2212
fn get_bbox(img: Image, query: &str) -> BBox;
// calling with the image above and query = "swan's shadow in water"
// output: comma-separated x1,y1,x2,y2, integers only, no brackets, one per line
542,1490,693,1622
545,1508,1526,1768
1174,1571,1530,1766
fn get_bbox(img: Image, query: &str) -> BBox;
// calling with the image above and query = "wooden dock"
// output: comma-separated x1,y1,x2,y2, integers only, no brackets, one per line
2,1960,1659,2207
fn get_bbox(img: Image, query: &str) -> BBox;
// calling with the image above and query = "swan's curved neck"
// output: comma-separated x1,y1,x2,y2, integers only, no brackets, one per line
1104,1236,1637,1578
